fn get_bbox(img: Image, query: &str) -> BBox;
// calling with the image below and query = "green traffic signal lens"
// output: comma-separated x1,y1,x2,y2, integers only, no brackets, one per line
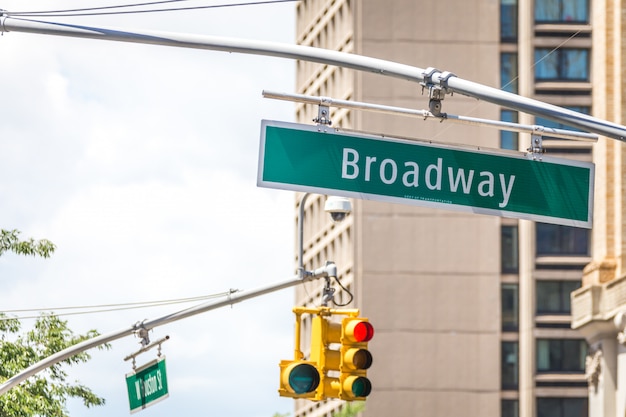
350,376,372,398
288,363,320,394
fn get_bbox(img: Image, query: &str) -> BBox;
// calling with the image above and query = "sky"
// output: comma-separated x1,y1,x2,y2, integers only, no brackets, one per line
0,1,301,416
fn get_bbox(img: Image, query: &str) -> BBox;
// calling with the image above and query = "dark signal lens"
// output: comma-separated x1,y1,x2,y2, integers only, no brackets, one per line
288,363,320,394
352,349,373,370
350,376,372,398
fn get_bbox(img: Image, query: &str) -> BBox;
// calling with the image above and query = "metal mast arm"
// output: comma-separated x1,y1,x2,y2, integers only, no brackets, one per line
0,264,336,396
2,15,626,140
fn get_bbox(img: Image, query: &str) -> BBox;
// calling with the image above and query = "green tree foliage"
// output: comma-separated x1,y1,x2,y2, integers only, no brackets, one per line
0,313,108,417
333,402,365,417
0,229,107,416
0,229,56,258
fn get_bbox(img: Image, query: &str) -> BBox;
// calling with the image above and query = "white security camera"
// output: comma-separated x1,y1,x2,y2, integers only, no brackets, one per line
324,196,352,223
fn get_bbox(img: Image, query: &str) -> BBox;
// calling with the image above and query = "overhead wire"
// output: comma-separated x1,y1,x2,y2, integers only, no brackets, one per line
430,27,586,142
5,0,300,17
0,289,239,321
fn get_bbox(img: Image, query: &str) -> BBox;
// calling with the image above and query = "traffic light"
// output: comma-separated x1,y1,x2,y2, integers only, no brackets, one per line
278,360,320,398
310,313,374,401
338,317,374,400
279,307,373,402
279,307,323,400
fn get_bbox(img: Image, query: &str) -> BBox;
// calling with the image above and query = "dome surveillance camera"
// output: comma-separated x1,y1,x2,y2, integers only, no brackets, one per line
324,196,352,223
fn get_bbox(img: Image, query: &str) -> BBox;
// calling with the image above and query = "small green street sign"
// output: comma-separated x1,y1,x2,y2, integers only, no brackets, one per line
126,357,169,414
257,120,595,228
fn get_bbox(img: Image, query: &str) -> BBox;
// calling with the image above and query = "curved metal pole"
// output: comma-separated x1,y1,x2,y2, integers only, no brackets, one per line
2,15,626,140
0,266,336,396
297,192,310,277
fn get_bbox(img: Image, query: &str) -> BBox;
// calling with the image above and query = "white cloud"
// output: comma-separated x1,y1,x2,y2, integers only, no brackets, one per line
0,1,300,416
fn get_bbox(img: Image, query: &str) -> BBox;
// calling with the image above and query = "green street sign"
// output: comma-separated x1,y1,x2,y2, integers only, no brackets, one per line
257,120,595,228
126,357,169,414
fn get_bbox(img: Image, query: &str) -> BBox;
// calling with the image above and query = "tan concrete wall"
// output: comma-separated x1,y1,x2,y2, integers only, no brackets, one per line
351,1,502,415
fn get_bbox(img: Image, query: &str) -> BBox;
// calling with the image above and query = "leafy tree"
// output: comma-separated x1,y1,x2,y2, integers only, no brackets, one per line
0,314,108,417
333,402,365,417
0,229,56,258
0,229,107,416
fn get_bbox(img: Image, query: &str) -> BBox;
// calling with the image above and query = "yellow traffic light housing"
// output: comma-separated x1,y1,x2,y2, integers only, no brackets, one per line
278,360,320,398
338,317,374,400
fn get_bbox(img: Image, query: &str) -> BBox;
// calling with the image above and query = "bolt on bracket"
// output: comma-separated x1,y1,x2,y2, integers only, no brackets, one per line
313,97,333,126
527,126,546,160
420,67,456,117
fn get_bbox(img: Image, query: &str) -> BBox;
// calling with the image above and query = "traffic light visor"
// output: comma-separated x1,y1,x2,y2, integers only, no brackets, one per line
284,362,320,394
346,320,374,342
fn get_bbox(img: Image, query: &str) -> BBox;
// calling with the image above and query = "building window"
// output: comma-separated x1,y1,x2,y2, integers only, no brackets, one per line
501,53,519,93
535,106,590,132
537,339,587,372
535,48,589,81
501,0,518,41
502,399,519,417
537,397,588,417
501,110,519,150
536,280,581,314
502,341,519,389
535,0,589,24
502,284,519,331
536,223,589,256
501,225,519,272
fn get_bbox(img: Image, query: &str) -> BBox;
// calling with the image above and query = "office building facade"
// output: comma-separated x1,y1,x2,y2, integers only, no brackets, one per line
570,1,626,417
295,1,597,416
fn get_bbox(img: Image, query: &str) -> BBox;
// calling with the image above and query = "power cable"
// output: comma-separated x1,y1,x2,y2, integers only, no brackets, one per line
0,290,238,321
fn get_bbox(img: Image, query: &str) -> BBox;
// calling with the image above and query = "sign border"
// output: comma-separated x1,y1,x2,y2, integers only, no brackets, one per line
258,120,595,228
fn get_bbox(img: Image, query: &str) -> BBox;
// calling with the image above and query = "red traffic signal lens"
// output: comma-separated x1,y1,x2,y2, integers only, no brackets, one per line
353,321,374,342
287,363,320,394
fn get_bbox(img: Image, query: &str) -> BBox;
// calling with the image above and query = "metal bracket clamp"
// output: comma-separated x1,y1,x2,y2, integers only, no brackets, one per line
438,71,457,94
124,335,170,370
527,126,545,160
0,10,7,35
134,320,151,347
420,67,448,117
315,261,337,307
321,276,336,307
313,97,333,126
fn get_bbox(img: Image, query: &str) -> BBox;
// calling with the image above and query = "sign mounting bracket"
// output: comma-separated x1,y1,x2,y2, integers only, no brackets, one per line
313,97,333,126
527,126,546,160
263,90,598,144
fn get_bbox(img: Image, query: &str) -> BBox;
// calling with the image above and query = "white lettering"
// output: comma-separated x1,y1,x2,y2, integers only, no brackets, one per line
338,148,516,210
402,162,420,187
478,171,495,197
135,380,142,400
425,158,443,190
365,156,377,181
144,375,158,396
342,148,359,179
448,168,474,194
499,174,516,208
380,159,398,184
